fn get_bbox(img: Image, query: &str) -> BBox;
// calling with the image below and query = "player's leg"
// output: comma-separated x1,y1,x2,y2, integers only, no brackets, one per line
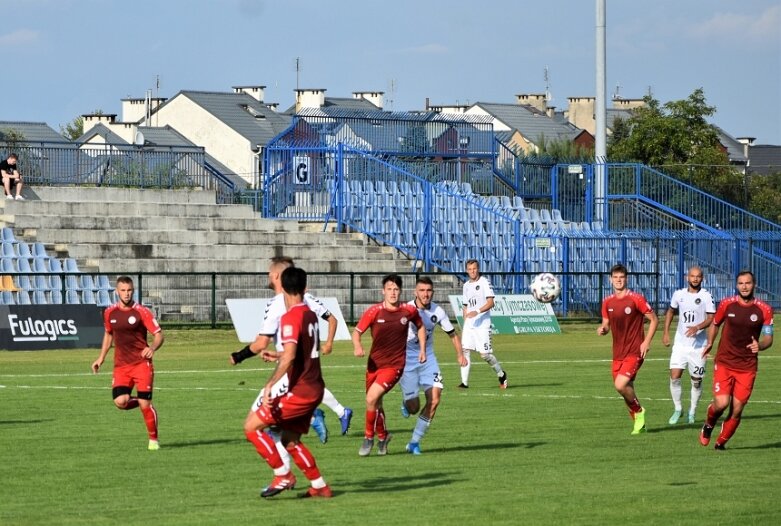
459,331,473,388
3,176,12,198
249,388,291,471
407,364,442,455
700,366,734,446
282,431,332,498
687,348,706,423
714,371,755,449
320,387,352,435
244,409,295,495
112,386,139,410
133,363,159,449
400,365,421,418
360,371,383,456
477,329,507,388
613,358,645,434
668,345,686,424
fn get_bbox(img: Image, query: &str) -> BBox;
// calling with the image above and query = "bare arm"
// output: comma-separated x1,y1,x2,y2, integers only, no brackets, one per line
662,308,675,346
320,315,337,355
92,332,114,373
449,331,467,366
417,324,427,363
702,323,720,358
141,331,164,359
639,310,659,358
352,329,365,357
597,317,610,336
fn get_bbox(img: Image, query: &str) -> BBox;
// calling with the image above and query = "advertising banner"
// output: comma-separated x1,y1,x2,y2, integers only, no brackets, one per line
226,297,352,343
448,294,561,334
0,305,105,350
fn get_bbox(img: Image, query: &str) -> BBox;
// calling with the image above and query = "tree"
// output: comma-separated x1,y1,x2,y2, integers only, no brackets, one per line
60,116,84,140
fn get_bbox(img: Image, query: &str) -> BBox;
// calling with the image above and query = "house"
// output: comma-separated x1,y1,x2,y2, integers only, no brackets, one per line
0,121,67,143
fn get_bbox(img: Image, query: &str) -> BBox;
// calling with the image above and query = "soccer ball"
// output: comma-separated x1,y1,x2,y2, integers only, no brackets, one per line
529,272,561,303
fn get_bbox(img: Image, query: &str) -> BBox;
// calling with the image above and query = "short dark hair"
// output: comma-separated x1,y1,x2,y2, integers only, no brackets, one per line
610,263,628,276
116,275,134,286
382,274,402,288
8,153,18,160
465,259,479,269
416,276,433,287
736,269,755,283
281,267,307,295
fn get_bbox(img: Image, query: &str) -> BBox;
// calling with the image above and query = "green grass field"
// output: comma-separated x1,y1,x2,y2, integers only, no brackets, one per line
1,324,779,525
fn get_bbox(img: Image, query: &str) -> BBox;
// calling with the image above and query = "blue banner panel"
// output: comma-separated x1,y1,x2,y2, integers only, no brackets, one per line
0,305,104,350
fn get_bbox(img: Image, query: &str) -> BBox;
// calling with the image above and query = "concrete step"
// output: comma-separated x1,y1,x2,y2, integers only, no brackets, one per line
28,228,366,247
91,258,410,273
3,214,303,232
28,186,218,204
61,243,395,261
1,200,257,219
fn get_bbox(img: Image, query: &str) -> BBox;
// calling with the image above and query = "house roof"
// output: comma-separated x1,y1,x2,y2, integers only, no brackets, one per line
714,126,748,164
155,90,293,148
76,123,128,144
606,108,633,131
282,96,381,115
471,102,584,144
138,126,246,187
748,145,781,175
0,121,68,143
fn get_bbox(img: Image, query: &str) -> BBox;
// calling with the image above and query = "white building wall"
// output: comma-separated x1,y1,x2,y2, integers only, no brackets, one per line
464,106,511,132
145,96,256,185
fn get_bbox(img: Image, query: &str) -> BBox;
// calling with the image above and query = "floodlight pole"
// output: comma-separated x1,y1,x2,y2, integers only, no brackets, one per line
594,0,607,224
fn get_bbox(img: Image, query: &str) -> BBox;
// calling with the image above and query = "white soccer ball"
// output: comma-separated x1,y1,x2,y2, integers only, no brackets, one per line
529,272,561,303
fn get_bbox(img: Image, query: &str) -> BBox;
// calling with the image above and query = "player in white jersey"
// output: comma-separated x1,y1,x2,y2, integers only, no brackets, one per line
400,277,467,455
229,258,354,471
662,266,716,424
459,259,507,389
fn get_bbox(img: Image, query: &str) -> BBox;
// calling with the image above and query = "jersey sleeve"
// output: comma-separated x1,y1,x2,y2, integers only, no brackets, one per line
704,291,716,313
304,293,331,320
258,297,281,336
138,305,162,334
483,277,495,298
408,305,423,328
601,297,610,319
436,306,456,333
761,303,774,326
355,304,379,334
633,293,652,314
669,290,680,310
712,299,730,326
103,306,113,333
279,310,302,345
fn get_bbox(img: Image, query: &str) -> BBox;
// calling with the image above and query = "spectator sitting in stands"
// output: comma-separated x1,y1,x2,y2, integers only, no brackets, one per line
1,153,25,200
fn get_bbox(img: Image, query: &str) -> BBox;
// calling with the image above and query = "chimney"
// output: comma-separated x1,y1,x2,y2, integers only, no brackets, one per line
565,97,596,134
736,137,756,160
352,91,384,110
516,93,547,112
233,85,266,103
82,113,117,134
295,88,326,112
545,106,556,118
612,98,645,110
121,96,167,123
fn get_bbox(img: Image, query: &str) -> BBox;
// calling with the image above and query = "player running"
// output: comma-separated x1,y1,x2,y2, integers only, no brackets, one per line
400,277,467,455
353,274,425,456
662,266,715,424
242,267,332,498
699,270,774,450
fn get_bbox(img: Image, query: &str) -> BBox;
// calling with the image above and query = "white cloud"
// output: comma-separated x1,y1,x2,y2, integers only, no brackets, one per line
690,5,780,44
0,29,40,46
397,43,449,55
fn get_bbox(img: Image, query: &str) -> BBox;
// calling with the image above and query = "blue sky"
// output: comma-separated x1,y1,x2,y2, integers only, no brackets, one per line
1,0,779,144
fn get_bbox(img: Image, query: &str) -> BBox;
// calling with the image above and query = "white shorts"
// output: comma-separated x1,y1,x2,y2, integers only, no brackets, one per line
669,345,707,378
250,374,289,412
461,327,493,354
400,356,443,401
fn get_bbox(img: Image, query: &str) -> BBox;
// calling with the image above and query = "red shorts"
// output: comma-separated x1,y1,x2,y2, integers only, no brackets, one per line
256,392,322,435
113,361,154,393
713,363,757,404
366,367,403,393
612,356,644,381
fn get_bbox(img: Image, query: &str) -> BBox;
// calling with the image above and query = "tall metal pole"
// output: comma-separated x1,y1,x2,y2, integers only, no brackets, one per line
594,0,607,224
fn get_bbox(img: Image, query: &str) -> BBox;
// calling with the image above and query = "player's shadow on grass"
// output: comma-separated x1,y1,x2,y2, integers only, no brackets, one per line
0,419,53,425
647,412,781,435
432,441,544,453
516,382,564,389
163,437,245,448
732,441,781,450
345,471,465,493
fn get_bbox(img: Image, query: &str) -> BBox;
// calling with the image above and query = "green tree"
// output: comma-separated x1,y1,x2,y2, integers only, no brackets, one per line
60,116,84,140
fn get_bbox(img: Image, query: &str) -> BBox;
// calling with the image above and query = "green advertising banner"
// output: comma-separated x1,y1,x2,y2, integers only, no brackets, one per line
448,294,561,334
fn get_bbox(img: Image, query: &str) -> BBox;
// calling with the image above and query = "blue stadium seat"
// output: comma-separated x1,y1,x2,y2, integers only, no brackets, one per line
17,242,33,258
96,275,112,291
65,290,81,304
1,242,15,258
1,257,16,273
1,290,17,304
50,290,63,304
1,227,15,243
80,275,96,291
65,275,81,291
32,242,47,258
16,275,33,291
48,258,63,273
64,259,80,273
32,257,49,273
32,290,49,305
81,289,96,304
33,275,51,291
97,289,112,307
17,290,32,305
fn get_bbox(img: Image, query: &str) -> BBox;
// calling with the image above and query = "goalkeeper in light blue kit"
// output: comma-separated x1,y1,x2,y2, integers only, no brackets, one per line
400,277,467,455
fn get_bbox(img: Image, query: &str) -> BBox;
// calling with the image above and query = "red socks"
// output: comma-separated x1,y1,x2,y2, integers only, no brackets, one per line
717,417,741,445
140,405,158,441
245,430,284,469
364,408,388,440
287,442,321,481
